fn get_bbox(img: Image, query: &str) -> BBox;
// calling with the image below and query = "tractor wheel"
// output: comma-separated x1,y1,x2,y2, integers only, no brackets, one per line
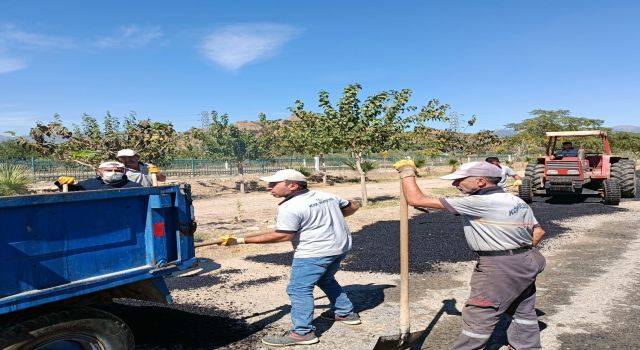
524,162,545,189
602,179,621,205
0,307,134,350
610,159,637,198
518,178,533,203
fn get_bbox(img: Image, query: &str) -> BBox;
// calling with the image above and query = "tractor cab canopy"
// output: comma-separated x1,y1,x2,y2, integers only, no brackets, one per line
545,130,611,156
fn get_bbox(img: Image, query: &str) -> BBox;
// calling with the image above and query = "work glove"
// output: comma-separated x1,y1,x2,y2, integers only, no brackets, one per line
148,165,160,174
512,179,523,187
393,159,418,178
217,234,246,246
57,176,76,185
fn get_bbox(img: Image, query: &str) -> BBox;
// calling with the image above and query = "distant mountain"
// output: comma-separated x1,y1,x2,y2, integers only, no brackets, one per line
611,125,640,133
0,135,11,142
494,128,516,137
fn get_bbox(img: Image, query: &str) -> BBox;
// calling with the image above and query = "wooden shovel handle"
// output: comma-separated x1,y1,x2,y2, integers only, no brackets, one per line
399,180,410,333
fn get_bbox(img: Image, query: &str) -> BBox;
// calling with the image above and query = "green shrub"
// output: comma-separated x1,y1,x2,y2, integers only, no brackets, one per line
0,163,31,196
295,166,312,177
342,159,379,173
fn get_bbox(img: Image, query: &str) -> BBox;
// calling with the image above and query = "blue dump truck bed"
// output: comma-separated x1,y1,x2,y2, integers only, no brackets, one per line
0,184,197,349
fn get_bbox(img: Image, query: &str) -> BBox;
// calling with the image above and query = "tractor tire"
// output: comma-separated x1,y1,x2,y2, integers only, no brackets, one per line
524,162,545,190
0,307,134,350
518,178,533,203
610,159,637,198
602,179,621,206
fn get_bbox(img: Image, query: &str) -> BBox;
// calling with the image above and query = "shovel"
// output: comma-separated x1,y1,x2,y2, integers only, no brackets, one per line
373,181,423,350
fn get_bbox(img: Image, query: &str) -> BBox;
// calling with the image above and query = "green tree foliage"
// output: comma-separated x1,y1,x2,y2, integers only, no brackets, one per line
195,111,263,193
292,84,447,206
285,103,344,184
610,132,640,158
421,111,500,159
19,113,178,167
0,139,40,159
0,163,30,196
504,109,605,155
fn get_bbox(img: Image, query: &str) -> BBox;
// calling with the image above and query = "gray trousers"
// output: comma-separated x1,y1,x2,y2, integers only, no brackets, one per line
453,248,546,350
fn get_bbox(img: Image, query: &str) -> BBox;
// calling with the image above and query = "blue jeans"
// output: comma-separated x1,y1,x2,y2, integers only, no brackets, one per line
287,253,355,335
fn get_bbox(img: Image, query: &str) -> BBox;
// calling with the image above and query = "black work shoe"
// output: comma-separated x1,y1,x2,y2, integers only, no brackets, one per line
320,310,362,325
261,331,319,347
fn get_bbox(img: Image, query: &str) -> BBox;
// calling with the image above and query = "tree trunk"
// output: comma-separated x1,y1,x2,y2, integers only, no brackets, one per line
320,154,327,185
237,161,245,193
355,153,368,207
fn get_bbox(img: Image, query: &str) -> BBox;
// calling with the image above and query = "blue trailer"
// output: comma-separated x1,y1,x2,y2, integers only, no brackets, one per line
0,184,197,350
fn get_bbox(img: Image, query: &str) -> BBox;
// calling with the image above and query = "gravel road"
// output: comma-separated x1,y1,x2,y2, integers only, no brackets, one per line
104,177,640,350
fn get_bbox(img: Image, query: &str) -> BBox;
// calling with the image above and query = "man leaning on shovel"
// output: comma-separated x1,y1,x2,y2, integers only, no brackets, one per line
394,160,546,350
217,169,361,347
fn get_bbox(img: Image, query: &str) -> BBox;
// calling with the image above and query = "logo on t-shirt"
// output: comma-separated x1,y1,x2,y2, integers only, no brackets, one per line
509,202,529,216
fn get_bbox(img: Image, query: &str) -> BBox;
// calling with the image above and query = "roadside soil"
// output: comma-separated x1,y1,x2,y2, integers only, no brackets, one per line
105,173,640,350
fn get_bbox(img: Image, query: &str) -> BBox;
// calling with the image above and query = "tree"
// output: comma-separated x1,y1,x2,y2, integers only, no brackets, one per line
19,113,178,167
285,104,343,184
195,111,263,193
293,84,447,206
610,132,640,158
505,109,605,152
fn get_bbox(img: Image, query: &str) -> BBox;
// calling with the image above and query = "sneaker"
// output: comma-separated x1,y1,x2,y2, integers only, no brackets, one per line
320,310,361,325
261,331,319,347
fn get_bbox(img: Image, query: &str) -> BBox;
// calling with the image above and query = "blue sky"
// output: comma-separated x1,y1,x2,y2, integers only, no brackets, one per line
1,0,639,136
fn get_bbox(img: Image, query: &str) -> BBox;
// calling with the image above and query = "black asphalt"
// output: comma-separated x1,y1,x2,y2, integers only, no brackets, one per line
247,196,631,273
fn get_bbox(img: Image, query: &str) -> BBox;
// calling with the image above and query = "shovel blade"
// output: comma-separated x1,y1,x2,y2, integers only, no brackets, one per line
372,331,424,350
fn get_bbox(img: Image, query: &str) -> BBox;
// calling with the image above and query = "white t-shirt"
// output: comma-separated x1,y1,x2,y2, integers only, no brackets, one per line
125,163,153,187
441,187,539,251
275,190,352,258
497,165,517,188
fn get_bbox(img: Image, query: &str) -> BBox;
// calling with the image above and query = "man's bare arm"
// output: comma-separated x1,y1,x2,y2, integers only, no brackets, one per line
401,176,446,209
244,232,294,244
532,226,545,247
341,201,360,217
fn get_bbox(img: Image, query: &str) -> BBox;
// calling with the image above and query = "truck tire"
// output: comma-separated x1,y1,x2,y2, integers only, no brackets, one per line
518,178,533,203
610,159,637,198
602,179,621,205
524,162,545,190
0,307,134,350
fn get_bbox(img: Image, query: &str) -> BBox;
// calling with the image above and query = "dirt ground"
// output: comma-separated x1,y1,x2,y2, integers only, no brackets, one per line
103,170,640,350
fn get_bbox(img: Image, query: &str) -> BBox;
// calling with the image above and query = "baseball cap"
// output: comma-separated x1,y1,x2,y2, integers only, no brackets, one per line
440,161,502,180
116,149,137,157
260,169,307,183
98,161,125,169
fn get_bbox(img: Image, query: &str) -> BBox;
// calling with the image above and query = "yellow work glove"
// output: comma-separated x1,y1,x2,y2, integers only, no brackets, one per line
57,176,76,185
512,179,523,187
393,159,418,178
217,234,246,246
148,165,160,174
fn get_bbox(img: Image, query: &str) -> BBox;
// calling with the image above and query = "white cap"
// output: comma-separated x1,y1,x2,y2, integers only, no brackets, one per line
260,169,307,183
116,149,137,157
98,161,125,169
440,161,502,180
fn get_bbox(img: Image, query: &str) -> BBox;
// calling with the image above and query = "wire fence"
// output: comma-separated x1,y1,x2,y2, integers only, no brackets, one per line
1,154,527,182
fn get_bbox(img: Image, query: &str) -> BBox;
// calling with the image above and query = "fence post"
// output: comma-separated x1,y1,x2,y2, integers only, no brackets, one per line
191,159,196,177
314,156,320,171
31,157,36,181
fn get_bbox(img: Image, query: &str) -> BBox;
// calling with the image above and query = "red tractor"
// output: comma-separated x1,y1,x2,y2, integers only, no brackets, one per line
518,130,637,205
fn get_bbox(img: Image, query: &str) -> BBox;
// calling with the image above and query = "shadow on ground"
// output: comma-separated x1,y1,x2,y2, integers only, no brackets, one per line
103,283,393,349
247,199,628,273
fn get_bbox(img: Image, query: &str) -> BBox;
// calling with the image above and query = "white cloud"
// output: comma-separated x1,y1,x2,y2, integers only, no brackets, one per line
94,25,163,49
202,23,300,71
0,57,27,74
0,24,77,51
